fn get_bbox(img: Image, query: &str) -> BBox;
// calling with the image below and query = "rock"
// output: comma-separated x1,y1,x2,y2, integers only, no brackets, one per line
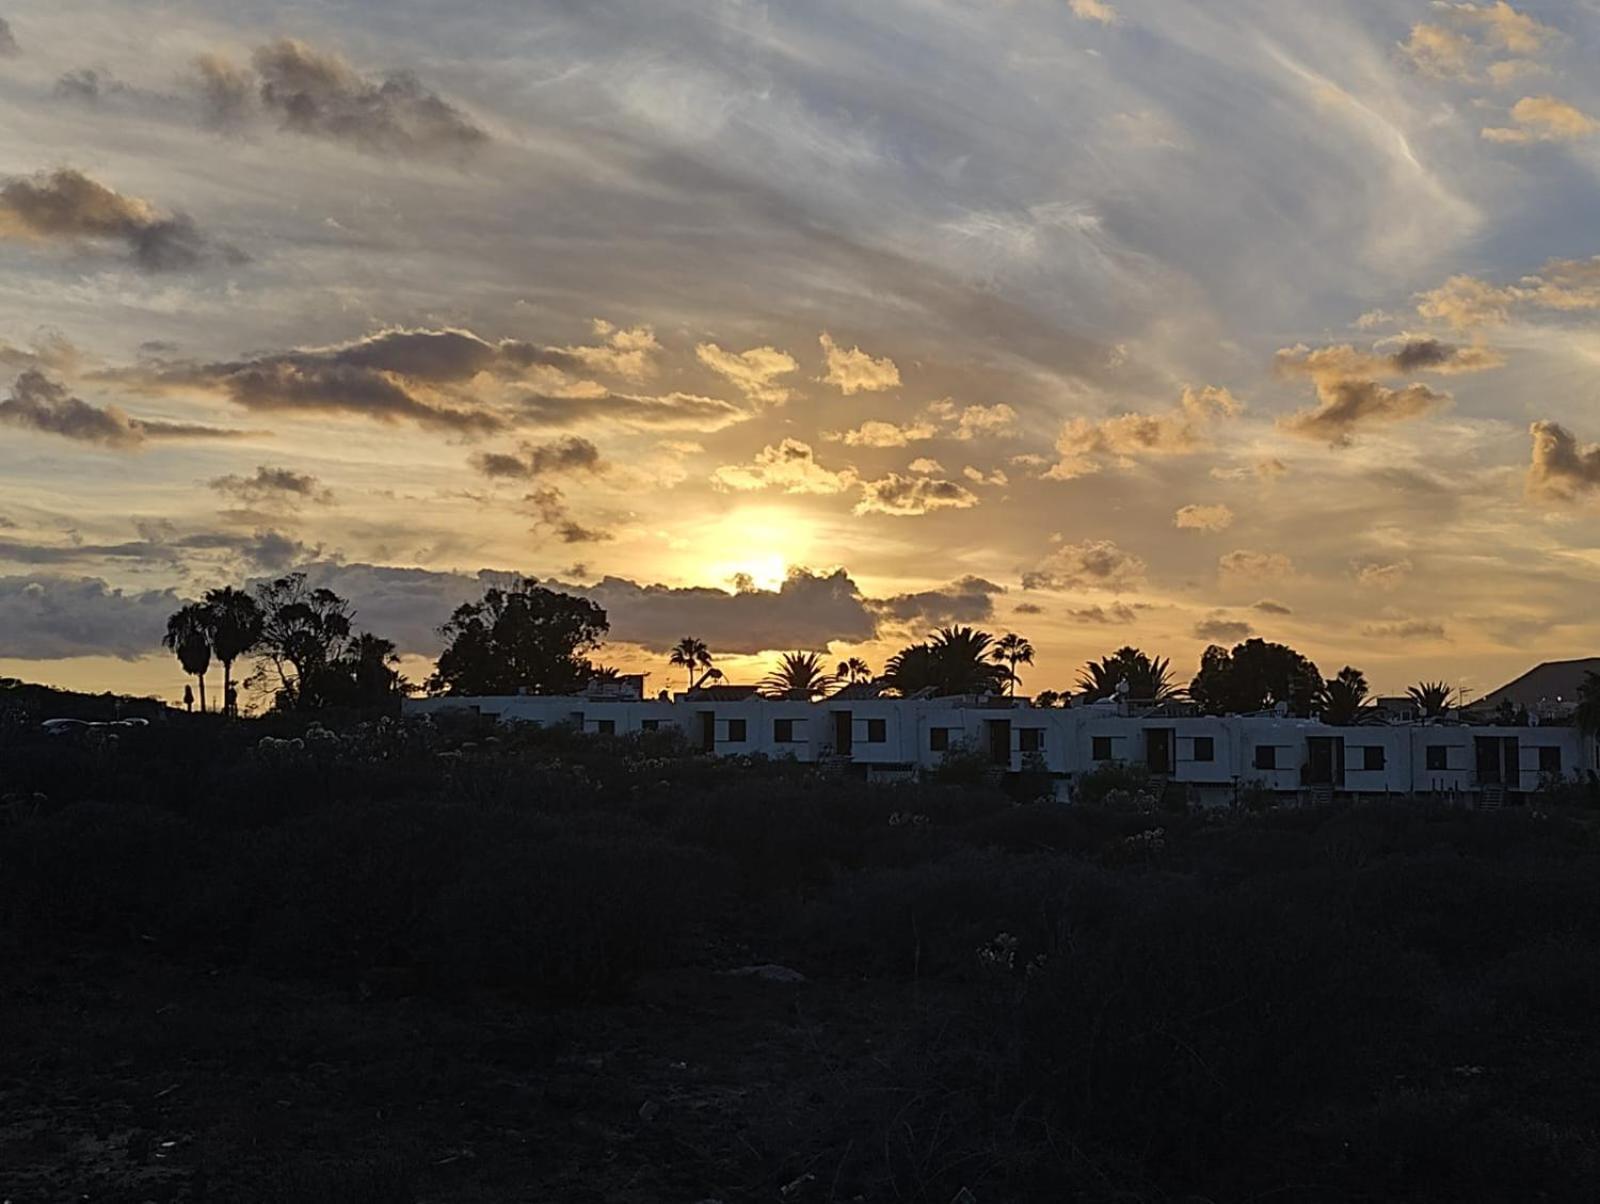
724,964,807,984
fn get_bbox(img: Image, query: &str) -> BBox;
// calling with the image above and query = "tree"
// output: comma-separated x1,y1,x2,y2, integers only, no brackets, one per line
836,657,873,685
883,627,1007,697
760,652,838,700
1577,671,1600,742
1077,647,1180,704
428,578,609,697
163,603,212,713
1320,666,1371,726
327,632,406,707
990,632,1035,697
669,637,713,693
1034,689,1065,708
203,586,263,717
251,573,355,710
1189,638,1324,717
1406,680,1455,719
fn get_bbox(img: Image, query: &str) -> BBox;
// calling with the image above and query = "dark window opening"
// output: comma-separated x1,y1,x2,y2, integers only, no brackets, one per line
1538,746,1562,773
1020,728,1044,753
596,719,615,736
725,718,746,743
1360,746,1384,771
1193,736,1215,762
1254,745,1278,771
929,727,950,752
1426,745,1448,771
865,718,887,744
774,718,797,744
641,719,660,732
1092,736,1113,761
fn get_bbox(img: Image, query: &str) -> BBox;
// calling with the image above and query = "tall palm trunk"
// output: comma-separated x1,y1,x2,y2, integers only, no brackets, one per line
221,659,233,716
196,672,207,714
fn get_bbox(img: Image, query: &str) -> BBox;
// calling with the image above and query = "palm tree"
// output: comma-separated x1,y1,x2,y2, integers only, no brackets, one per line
163,603,212,713
1406,680,1454,719
203,586,263,717
836,657,873,685
883,627,1006,697
990,632,1035,696
1034,689,1064,708
669,637,713,692
760,652,839,700
1321,666,1371,726
1077,647,1180,703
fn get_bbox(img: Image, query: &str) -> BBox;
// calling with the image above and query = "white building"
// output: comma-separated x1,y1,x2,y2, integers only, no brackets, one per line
404,688,1599,807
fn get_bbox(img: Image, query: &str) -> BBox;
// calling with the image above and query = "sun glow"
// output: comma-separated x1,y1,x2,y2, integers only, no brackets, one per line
700,506,817,592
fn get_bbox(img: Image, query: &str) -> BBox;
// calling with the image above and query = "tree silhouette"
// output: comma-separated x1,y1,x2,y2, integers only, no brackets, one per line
990,632,1035,696
252,573,355,710
1077,647,1179,703
163,603,212,713
429,578,608,697
1577,671,1600,743
203,586,263,717
836,657,873,685
884,627,1006,697
1406,680,1455,718
669,637,713,693
1320,666,1371,726
1189,639,1323,716
760,652,839,700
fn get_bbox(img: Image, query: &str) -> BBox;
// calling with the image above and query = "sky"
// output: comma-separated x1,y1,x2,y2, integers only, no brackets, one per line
2,0,1599,707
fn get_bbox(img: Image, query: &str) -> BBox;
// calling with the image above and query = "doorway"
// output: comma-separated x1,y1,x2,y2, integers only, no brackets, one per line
1146,728,1175,774
986,719,1011,766
832,710,853,755
698,710,715,753
1307,736,1345,788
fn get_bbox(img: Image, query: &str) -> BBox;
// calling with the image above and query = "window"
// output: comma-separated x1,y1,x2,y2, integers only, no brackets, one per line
1253,745,1278,771
1020,728,1044,753
1538,746,1562,773
725,718,746,743
1426,745,1448,771
1193,736,1215,763
596,719,616,736
1360,746,1384,771
641,719,660,733
865,718,887,744
929,727,951,752
774,718,797,744
1092,736,1114,761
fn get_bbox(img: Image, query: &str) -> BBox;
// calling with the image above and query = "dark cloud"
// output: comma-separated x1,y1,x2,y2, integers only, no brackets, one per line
1022,539,1145,591
519,390,747,432
188,39,487,157
0,168,233,272
1362,620,1447,641
54,68,113,103
855,473,979,516
0,526,312,572
1252,599,1293,615
1526,420,1600,502
1013,602,1044,615
0,370,248,447
0,17,18,57
0,575,179,660
472,436,604,479
1278,378,1449,447
1066,602,1141,624
524,486,613,545
208,466,334,506
1195,617,1253,642
871,576,1005,628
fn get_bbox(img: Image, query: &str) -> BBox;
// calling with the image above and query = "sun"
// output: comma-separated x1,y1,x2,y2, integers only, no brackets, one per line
700,506,816,592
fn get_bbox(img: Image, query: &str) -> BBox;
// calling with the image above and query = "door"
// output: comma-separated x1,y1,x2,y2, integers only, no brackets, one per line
1503,738,1521,789
987,719,1011,766
1146,728,1174,774
832,711,853,755
698,710,715,753
1475,737,1501,784
1307,737,1346,787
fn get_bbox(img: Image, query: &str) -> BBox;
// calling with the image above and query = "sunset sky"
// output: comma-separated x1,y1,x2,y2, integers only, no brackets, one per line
2,0,1599,706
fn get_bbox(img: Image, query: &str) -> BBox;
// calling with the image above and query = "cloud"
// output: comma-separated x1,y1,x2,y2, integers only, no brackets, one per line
695,343,797,403
0,167,232,272
1416,257,1600,328
208,466,334,505
1046,386,1242,479
1195,616,1253,642
1362,619,1447,641
854,473,979,516
0,526,313,574
944,400,1019,440
712,439,857,494
1022,538,1145,591
1402,23,1477,79
523,485,613,545
561,321,662,381
1275,338,1502,380
472,436,604,479
832,417,939,447
189,39,487,157
1013,602,1044,616
1219,550,1293,579
1066,601,1141,624
0,576,180,660
1174,503,1234,532
1403,3,1556,80
521,390,748,432
819,332,900,394
0,17,17,57
1526,420,1600,502
1278,379,1449,447
908,457,945,474
870,575,1006,628
827,399,1014,447
1355,559,1413,588
1253,599,1293,616
1454,2,1555,56
1,370,247,447
1069,0,1119,25
1210,458,1287,482
1482,96,1600,144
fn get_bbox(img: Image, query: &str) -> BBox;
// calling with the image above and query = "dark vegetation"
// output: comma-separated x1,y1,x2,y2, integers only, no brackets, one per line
4,715,1600,1202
